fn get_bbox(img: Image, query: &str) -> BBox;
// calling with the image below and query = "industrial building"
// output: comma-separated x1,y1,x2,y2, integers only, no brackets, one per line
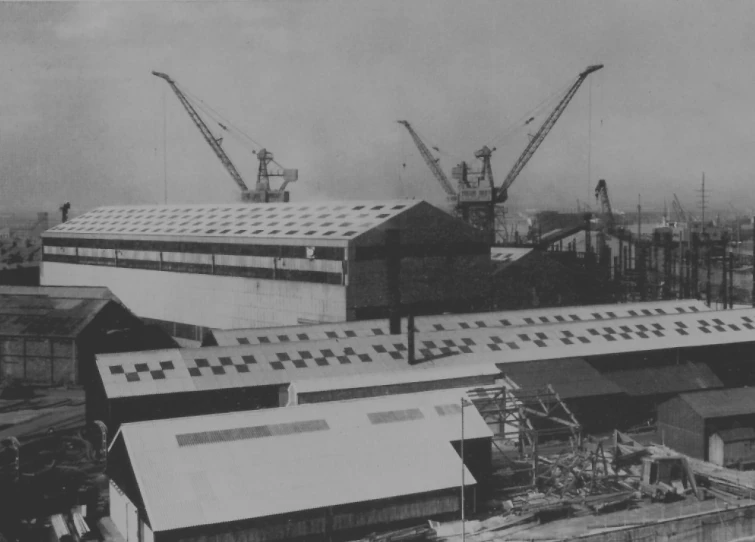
206,299,710,346
108,390,489,542
658,387,755,465
91,304,755,436
90,345,501,432
40,201,491,342
0,286,174,386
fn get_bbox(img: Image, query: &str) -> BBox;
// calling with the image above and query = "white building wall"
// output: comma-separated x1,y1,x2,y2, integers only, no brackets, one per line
42,262,347,329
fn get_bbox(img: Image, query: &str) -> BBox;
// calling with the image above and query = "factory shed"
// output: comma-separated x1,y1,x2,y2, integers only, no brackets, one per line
709,427,755,469
92,307,755,434
286,363,504,405
658,387,755,462
41,200,491,340
108,392,483,542
0,286,174,386
90,344,494,433
207,299,709,346
498,358,627,433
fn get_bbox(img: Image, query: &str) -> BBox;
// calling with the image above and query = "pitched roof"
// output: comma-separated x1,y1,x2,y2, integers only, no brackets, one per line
602,362,723,397
715,427,755,443
500,358,624,399
678,387,755,419
115,390,483,531
289,363,502,396
97,307,755,400
0,286,122,338
210,300,710,347
42,200,421,243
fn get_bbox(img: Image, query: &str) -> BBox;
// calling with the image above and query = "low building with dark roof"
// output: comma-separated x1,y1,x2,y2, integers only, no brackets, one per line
0,286,176,387
658,387,755,462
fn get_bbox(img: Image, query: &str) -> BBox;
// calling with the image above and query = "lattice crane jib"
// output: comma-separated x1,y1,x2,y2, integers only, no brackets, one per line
153,71,297,203
595,179,616,232
397,120,458,200
495,64,603,205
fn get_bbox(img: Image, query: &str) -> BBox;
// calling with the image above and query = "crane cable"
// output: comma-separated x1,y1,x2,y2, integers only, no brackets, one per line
177,83,288,171
486,78,574,150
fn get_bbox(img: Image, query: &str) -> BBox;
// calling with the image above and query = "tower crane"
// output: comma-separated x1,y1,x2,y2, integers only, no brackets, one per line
396,121,460,205
672,194,687,223
153,71,297,203
399,64,603,245
594,179,616,233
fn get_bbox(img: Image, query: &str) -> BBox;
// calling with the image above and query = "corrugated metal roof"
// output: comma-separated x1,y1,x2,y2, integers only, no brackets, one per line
0,287,118,338
210,300,710,347
499,358,624,399
289,363,502,395
42,200,421,243
490,247,533,265
0,285,114,300
601,362,723,397
98,307,755,400
117,390,482,531
715,427,755,443
679,387,755,419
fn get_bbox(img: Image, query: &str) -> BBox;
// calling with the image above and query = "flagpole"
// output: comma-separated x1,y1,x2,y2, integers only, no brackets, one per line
461,396,465,542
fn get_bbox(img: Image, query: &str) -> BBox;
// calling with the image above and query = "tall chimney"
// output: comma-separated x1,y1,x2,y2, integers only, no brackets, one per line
386,229,401,334
407,314,416,365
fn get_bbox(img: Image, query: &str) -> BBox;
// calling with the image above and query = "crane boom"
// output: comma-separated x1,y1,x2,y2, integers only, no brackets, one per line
496,64,603,203
397,120,457,197
153,71,250,193
672,194,687,223
594,179,616,232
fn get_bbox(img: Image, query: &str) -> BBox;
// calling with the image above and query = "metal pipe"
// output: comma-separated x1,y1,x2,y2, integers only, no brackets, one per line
386,229,401,334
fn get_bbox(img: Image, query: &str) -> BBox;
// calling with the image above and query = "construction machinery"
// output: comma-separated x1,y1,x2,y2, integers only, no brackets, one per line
153,72,298,203
672,194,688,224
400,64,603,244
594,179,616,234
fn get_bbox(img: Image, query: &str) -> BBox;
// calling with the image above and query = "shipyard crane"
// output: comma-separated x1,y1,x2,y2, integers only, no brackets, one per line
494,64,603,206
594,179,616,232
672,194,687,223
396,121,459,204
153,71,297,203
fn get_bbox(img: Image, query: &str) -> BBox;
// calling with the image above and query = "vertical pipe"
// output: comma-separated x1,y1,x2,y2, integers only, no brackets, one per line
721,242,727,310
729,251,735,309
706,247,712,307
386,229,401,334
407,314,415,365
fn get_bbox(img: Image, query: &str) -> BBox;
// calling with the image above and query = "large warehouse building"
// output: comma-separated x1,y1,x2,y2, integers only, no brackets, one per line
108,390,487,542
40,201,490,341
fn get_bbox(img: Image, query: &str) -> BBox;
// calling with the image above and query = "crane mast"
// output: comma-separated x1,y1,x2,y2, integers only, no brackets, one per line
672,194,687,223
153,71,249,193
397,121,458,199
594,179,616,232
495,64,603,203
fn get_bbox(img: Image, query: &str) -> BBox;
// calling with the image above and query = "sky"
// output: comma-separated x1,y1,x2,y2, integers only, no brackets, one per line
3,0,755,218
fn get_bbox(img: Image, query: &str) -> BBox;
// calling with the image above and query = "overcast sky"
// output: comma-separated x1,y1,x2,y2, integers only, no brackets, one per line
3,1,755,217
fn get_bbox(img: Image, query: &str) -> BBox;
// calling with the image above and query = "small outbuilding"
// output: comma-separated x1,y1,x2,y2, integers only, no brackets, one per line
0,286,175,386
658,387,755,462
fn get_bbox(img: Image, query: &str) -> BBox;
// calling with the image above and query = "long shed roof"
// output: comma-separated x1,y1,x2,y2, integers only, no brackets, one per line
601,362,723,397
210,300,710,347
0,285,121,338
42,200,422,244
114,390,483,531
500,358,624,399
97,307,755,400
677,387,755,419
